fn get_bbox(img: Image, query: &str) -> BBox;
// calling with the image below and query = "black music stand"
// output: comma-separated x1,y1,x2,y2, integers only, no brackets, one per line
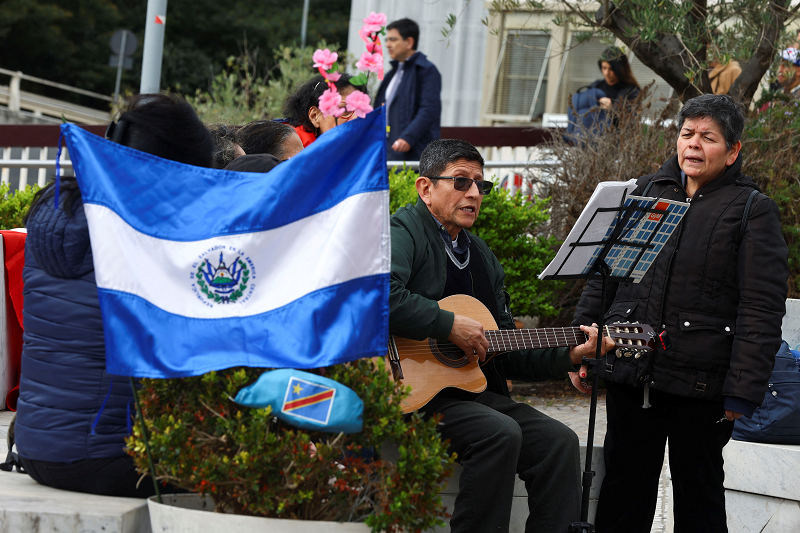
541,189,669,533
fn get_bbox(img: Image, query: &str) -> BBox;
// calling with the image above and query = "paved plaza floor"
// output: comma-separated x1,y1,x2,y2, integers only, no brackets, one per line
514,383,671,533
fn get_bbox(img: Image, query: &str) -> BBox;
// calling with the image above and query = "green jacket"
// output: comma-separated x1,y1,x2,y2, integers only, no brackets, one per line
389,199,575,394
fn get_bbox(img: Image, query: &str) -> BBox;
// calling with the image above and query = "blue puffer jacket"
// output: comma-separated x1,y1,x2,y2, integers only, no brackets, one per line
15,186,134,463
565,87,610,141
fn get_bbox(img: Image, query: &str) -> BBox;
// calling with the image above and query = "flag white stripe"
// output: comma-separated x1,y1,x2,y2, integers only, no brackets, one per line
85,190,389,319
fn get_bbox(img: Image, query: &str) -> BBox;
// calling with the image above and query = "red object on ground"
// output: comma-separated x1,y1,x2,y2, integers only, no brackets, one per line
1,231,26,411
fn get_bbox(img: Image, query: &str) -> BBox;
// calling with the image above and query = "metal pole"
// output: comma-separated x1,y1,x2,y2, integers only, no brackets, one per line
129,377,162,503
140,0,169,95
300,0,310,48
113,32,127,104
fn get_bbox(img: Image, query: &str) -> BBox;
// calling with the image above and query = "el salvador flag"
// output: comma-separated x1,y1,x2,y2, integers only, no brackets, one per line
63,108,389,378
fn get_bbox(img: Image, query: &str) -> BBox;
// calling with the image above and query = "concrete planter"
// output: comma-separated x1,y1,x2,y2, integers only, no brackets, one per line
147,494,372,533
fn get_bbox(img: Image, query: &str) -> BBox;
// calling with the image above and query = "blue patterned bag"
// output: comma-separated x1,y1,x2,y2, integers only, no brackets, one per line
732,341,800,445
234,369,363,434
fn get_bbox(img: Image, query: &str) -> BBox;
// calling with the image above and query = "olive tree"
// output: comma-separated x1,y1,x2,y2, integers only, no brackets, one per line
474,0,800,104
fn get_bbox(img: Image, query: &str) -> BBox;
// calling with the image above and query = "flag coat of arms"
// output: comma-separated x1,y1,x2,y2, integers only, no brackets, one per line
63,108,389,378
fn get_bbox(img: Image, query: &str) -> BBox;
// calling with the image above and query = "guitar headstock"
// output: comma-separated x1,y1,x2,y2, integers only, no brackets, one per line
604,322,656,358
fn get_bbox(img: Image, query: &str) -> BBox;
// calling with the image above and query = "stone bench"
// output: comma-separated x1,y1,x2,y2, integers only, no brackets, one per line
0,470,150,533
723,440,800,532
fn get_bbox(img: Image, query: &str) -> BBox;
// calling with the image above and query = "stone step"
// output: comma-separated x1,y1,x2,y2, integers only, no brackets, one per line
0,470,150,533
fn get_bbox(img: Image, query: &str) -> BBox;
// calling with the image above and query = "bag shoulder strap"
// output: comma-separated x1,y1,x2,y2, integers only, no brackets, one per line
740,188,760,240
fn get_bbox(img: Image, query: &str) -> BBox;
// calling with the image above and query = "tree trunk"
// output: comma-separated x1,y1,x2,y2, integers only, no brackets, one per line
729,0,792,103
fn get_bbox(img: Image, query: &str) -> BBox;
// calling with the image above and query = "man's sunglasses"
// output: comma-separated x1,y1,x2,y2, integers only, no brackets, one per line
430,176,494,195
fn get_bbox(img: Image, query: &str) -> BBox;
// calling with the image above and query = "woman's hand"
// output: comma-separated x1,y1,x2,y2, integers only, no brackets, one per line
569,366,592,394
599,97,612,108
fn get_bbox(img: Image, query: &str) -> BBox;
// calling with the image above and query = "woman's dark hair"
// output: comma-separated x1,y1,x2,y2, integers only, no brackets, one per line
387,18,420,50
26,94,214,221
676,94,745,150
235,121,297,160
598,46,640,89
282,74,369,134
208,123,241,169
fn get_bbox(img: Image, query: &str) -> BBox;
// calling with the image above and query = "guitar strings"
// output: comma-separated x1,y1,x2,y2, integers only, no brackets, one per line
390,325,644,357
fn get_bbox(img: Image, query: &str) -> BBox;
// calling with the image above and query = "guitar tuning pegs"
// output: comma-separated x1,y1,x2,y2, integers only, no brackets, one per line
634,352,642,359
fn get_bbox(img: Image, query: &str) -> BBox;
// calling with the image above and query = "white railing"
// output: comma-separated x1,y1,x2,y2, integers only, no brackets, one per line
0,68,111,124
0,147,71,190
0,150,558,194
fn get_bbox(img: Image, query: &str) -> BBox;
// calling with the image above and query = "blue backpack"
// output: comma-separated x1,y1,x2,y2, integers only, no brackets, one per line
732,341,800,445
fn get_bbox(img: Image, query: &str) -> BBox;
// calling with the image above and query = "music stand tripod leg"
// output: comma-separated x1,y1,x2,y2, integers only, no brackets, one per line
569,261,610,533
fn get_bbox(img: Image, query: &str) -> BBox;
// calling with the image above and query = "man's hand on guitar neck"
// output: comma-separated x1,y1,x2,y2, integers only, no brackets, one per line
568,324,616,394
448,314,489,363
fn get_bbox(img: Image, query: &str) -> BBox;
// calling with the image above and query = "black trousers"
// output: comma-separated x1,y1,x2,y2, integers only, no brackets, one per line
596,383,734,533
422,391,581,533
19,455,171,498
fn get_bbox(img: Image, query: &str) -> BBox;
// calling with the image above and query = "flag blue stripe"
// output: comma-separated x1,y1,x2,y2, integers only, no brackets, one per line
100,274,389,378
65,108,388,241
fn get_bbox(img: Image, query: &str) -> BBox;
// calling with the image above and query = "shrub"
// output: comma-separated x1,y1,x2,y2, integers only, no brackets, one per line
742,99,800,297
186,43,342,124
0,183,40,229
127,359,454,532
388,166,561,319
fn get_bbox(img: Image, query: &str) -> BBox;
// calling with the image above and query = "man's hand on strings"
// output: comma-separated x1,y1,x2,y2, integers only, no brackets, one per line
449,314,489,363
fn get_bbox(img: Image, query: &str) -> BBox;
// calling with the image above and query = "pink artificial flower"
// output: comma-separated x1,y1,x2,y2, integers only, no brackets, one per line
318,68,341,82
356,52,383,74
318,87,344,118
312,49,338,71
345,91,373,119
362,12,387,32
365,40,380,53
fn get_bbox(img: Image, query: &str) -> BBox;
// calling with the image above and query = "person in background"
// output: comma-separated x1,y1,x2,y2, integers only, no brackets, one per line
15,94,214,497
224,153,281,173
208,123,240,169
565,46,640,141
282,74,368,147
708,31,741,95
374,18,441,161
573,94,788,532
234,120,303,161
777,48,800,98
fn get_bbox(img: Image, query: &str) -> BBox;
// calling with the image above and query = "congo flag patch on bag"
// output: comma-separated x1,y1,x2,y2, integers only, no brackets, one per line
234,369,363,433
282,377,335,425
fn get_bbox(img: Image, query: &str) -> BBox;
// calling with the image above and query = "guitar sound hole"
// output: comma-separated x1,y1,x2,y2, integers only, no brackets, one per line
428,339,470,368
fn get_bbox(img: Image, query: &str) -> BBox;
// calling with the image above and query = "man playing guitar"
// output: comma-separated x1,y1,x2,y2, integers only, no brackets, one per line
389,139,615,533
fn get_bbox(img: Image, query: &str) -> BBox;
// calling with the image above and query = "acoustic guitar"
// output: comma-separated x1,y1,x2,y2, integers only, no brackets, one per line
386,294,655,413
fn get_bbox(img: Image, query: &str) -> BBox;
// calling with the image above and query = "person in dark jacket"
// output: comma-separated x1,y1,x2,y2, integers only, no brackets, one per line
572,94,789,532
391,139,614,533
15,94,214,497
566,46,640,141
374,18,441,161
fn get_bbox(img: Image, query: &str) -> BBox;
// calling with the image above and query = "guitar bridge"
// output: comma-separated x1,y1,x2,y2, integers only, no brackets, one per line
387,336,404,381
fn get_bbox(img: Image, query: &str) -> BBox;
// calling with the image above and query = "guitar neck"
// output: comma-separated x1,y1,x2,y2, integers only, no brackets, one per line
485,327,588,352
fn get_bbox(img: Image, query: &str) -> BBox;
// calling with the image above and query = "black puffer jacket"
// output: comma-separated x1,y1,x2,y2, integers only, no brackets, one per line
573,154,788,411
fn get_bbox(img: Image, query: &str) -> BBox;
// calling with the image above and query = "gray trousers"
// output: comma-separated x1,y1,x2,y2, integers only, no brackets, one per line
422,391,581,533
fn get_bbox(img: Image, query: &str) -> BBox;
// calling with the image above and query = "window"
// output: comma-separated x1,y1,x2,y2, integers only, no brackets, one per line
552,36,608,114
484,31,551,121
627,54,675,116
